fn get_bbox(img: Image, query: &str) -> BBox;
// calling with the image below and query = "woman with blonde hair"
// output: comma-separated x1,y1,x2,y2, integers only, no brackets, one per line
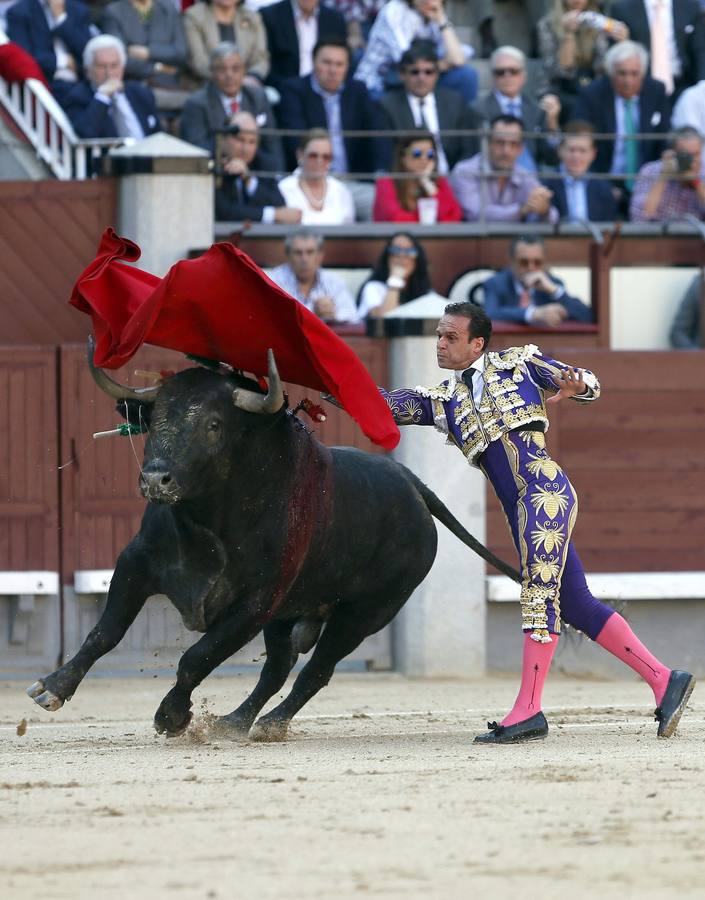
373,131,461,223
184,0,269,86
277,129,355,225
536,0,629,118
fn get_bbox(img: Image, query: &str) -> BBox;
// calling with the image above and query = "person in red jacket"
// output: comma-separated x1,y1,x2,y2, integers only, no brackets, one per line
373,130,462,222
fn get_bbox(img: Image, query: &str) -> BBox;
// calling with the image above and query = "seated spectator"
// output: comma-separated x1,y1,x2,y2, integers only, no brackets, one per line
542,120,617,220
354,0,478,104
268,230,360,323
669,273,703,348
180,42,283,172
450,114,558,222
215,111,302,223
472,45,560,171
61,33,161,138
278,128,355,224
101,0,187,92
277,38,387,220
672,78,705,135
183,0,269,87
611,0,705,102
6,0,91,90
261,0,346,93
357,231,432,318
630,125,705,221
536,0,629,120
482,234,594,325
572,40,670,211
379,39,480,173
373,131,462,222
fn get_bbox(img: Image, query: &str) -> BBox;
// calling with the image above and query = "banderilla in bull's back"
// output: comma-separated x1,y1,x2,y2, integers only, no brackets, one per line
27,344,519,742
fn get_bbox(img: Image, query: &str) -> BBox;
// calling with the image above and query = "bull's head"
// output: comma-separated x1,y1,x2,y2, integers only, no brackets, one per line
88,339,285,505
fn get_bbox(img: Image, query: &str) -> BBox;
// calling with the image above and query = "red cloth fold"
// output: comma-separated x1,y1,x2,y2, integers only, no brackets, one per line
70,228,399,450
0,43,49,86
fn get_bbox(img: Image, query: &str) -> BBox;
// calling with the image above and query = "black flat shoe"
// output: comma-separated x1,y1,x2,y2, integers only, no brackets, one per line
655,670,695,738
474,711,548,744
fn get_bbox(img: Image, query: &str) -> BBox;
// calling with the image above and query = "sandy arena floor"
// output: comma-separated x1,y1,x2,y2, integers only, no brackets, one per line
1,671,704,900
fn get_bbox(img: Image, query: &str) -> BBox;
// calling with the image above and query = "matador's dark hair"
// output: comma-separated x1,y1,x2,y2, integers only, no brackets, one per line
444,301,492,351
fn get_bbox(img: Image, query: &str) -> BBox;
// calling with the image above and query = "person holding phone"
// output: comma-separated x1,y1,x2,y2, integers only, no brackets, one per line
372,131,462,222
629,125,705,221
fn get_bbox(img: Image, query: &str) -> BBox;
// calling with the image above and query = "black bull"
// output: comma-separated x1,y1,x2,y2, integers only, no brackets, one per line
28,350,519,740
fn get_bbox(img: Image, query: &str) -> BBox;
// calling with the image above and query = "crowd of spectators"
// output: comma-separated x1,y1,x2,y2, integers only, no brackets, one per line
4,0,705,332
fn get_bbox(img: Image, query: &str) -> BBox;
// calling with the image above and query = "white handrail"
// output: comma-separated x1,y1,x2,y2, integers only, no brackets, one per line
0,28,123,179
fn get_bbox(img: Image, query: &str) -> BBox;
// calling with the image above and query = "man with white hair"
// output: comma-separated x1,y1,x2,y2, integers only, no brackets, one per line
572,40,670,187
61,34,161,139
471,45,559,170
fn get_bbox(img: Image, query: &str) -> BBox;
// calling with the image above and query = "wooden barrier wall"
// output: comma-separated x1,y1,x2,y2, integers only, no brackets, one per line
1,343,703,582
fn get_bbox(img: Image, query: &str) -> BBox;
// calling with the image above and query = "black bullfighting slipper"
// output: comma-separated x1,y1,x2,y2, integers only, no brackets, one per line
654,670,695,738
473,711,548,744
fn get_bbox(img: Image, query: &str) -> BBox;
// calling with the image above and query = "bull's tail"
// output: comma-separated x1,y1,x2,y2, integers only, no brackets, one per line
408,472,521,584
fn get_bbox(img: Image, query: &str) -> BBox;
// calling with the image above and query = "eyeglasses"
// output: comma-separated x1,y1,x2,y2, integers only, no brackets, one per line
305,151,333,161
407,67,437,76
493,67,522,77
516,257,543,269
407,148,435,159
389,246,418,257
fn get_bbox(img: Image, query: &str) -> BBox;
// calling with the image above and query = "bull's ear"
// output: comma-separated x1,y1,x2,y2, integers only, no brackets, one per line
115,399,153,429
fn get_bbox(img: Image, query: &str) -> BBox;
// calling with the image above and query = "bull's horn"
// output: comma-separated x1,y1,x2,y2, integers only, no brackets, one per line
86,336,161,402
232,349,284,415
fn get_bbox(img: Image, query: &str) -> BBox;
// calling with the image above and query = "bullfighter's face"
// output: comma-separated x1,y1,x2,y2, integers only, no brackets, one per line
435,315,485,372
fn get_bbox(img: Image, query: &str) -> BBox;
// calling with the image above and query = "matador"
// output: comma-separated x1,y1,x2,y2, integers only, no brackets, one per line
381,301,695,743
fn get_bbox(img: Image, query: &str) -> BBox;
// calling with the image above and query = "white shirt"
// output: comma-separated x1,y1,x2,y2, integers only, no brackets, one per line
292,0,318,76
645,0,681,78
41,0,77,82
268,263,360,323
406,91,449,175
672,80,705,133
95,90,145,139
277,170,355,225
219,90,243,117
457,353,486,407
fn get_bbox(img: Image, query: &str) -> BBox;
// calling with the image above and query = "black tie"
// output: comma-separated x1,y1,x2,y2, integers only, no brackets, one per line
462,368,475,390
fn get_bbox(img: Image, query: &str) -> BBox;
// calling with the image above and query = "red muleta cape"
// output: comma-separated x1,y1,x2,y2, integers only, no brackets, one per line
70,228,400,450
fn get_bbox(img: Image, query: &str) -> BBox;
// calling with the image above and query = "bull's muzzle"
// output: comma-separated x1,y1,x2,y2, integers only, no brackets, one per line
140,464,179,504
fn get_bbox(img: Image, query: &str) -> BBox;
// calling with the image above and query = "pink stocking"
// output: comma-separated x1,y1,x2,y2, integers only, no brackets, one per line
595,612,671,705
501,633,559,727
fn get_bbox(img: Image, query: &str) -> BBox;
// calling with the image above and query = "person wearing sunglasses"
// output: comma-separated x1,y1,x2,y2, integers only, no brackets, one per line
357,232,432,318
471,45,560,171
373,131,462,222
277,127,355,224
380,39,481,174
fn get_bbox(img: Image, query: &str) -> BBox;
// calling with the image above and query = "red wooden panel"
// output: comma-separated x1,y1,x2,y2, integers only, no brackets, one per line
0,347,59,570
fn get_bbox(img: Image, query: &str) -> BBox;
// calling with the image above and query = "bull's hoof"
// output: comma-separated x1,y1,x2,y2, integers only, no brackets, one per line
249,718,289,743
26,681,64,712
155,711,193,737
211,715,252,741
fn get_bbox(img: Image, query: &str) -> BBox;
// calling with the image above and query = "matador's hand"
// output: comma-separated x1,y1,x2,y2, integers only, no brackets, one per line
546,367,587,404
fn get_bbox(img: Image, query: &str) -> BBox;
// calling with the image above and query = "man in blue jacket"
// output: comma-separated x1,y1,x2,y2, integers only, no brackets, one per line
482,234,594,327
7,0,91,88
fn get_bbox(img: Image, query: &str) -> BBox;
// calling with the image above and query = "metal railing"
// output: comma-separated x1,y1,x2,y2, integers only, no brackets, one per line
0,29,123,179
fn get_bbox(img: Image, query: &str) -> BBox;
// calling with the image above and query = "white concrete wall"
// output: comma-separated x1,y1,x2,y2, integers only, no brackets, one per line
389,336,487,677
610,267,699,350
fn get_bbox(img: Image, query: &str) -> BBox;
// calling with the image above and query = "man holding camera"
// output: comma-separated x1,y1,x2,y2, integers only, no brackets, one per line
630,125,705,221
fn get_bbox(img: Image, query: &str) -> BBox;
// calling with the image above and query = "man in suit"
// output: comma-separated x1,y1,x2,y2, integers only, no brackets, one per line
542,121,617,221
61,33,161,139
379,39,480,173
180,41,284,173
571,40,670,201
215,111,302,224
482,234,594,325
471,44,559,170
610,0,705,100
261,0,346,94
7,0,91,89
